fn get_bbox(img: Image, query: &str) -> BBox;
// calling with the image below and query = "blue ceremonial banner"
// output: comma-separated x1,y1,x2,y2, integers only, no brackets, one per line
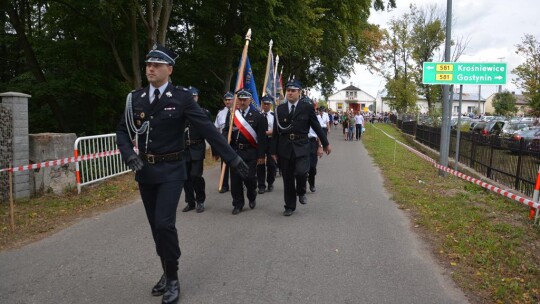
244,57,260,111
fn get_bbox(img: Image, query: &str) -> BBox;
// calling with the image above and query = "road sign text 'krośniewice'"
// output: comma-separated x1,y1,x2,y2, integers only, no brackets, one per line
422,62,507,85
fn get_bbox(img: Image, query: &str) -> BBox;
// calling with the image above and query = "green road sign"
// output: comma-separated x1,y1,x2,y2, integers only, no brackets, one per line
422,62,507,85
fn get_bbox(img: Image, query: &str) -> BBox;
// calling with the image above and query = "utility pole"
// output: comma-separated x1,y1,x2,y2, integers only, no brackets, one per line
439,0,453,176
497,57,505,93
478,85,482,116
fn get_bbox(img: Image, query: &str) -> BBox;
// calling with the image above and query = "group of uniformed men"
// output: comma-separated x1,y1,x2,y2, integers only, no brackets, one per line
116,44,331,304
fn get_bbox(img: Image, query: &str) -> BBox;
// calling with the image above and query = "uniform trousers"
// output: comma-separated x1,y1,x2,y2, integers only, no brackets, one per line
183,159,205,205
257,137,276,189
231,157,257,208
139,181,182,277
355,124,363,140
308,138,319,188
279,153,308,211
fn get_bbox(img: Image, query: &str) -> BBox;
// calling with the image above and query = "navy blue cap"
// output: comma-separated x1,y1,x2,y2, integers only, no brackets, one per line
145,44,178,66
188,86,199,96
285,79,302,90
261,95,274,103
236,89,252,99
223,92,234,100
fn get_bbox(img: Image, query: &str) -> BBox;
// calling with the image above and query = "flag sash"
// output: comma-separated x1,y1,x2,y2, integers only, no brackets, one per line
233,109,258,148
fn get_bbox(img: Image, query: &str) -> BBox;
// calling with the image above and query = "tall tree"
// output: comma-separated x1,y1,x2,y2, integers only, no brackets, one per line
513,34,540,114
4,0,69,131
492,91,517,117
409,4,445,113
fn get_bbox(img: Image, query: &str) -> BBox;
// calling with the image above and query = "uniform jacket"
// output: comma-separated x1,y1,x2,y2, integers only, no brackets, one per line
223,108,267,162
271,100,329,159
184,107,211,161
116,83,237,184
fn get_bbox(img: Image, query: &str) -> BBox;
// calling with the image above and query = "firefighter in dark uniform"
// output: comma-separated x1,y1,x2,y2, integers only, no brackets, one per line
116,44,248,304
182,86,211,213
257,95,276,194
271,80,332,216
223,89,267,215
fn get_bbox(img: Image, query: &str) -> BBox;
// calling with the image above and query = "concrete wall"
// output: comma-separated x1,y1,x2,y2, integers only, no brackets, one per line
0,92,30,199
29,133,77,195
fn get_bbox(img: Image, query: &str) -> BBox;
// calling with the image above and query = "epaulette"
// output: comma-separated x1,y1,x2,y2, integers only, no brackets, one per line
175,85,189,92
131,87,144,93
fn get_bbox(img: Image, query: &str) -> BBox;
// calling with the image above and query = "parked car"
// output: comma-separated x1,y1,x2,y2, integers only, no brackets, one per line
482,120,506,136
500,121,535,137
502,128,540,153
450,116,472,130
471,121,488,134
468,119,482,131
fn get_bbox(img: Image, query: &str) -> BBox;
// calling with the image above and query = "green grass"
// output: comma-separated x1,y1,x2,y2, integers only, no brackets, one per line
363,123,540,304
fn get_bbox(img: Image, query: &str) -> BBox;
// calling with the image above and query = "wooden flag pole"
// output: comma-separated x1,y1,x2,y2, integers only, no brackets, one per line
8,165,15,231
274,55,280,106
261,40,273,97
219,28,252,191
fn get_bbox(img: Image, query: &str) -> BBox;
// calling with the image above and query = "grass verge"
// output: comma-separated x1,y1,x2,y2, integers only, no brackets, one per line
362,123,540,304
0,149,219,251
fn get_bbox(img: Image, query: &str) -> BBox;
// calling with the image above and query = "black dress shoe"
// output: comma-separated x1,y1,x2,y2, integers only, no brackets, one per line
232,207,242,215
182,204,195,212
267,184,274,192
299,195,307,205
258,187,265,194
249,200,256,209
219,187,229,193
162,279,180,304
196,202,205,213
283,209,294,216
151,274,167,296
309,185,316,192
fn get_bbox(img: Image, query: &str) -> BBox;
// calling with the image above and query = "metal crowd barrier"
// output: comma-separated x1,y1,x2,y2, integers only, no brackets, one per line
74,133,129,194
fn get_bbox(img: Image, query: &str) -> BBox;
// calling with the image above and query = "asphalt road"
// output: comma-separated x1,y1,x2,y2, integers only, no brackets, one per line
0,129,468,304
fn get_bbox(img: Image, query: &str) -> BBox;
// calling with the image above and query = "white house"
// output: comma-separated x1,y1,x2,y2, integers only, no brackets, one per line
327,83,376,113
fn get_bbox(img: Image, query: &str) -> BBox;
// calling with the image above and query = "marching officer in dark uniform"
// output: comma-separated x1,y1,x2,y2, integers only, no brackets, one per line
257,95,276,194
223,89,267,214
182,86,211,213
116,44,248,304
271,80,332,216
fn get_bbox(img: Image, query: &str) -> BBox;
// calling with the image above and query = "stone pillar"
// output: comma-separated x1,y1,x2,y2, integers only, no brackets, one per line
0,92,30,199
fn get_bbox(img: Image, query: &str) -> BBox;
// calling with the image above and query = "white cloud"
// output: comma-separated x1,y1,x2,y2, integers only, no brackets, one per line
316,0,540,99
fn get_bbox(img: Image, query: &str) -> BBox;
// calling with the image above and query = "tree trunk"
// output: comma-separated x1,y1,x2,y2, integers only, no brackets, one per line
6,2,69,132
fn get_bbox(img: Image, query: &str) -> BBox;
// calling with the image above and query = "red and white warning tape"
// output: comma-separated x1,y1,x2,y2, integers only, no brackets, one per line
0,149,121,173
374,126,540,223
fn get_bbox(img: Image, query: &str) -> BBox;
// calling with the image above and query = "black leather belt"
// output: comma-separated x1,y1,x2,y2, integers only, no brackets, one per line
141,152,183,164
236,143,255,150
281,133,307,140
185,139,204,146
309,137,318,142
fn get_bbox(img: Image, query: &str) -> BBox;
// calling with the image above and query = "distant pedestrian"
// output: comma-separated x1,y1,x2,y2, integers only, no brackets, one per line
348,111,355,141
354,111,364,140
